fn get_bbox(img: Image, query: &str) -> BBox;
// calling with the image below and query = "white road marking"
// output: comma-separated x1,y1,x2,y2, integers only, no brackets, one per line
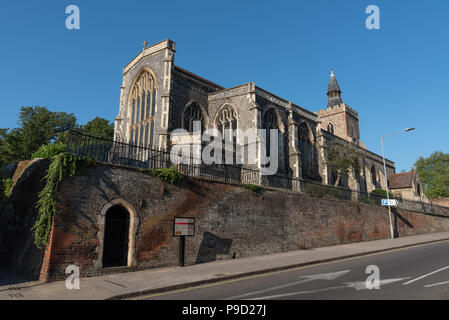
424,280,449,288
223,270,351,300
248,278,408,300
344,278,410,290
248,285,347,300
403,266,449,285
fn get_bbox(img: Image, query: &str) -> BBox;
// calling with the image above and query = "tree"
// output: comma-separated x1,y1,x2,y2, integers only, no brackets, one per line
0,107,114,166
326,139,361,186
0,106,77,164
414,151,449,199
80,117,114,140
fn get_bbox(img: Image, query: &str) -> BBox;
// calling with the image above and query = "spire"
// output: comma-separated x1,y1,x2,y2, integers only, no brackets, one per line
327,69,342,108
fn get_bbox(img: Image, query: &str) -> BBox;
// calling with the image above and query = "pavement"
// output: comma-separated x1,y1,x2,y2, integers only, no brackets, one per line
1,231,449,300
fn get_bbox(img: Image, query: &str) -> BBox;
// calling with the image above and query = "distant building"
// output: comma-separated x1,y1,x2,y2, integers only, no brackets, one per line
389,170,429,203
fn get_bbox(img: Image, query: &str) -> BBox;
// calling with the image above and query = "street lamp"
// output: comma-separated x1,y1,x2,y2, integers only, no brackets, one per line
381,128,415,239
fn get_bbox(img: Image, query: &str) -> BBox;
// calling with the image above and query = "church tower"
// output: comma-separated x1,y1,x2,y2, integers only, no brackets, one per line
327,70,342,107
317,70,361,146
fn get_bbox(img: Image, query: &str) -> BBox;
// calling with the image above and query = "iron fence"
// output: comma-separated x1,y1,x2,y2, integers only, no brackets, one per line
65,131,449,215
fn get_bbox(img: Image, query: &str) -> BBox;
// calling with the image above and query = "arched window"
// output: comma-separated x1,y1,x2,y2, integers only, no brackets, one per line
215,105,238,163
262,109,284,171
129,71,156,148
370,165,377,186
262,109,278,157
299,122,313,177
327,123,334,134
183,103,205,133
216,105,238,138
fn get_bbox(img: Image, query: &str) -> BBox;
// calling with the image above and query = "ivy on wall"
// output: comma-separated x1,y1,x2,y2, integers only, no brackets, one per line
0,176,13,204
33,153,96,249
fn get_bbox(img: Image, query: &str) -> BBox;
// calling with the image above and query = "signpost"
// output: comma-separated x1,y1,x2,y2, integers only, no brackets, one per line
173,217,195,267
381,199,398,207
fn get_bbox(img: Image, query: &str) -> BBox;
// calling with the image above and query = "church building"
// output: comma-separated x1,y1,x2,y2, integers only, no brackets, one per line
113,39,395,194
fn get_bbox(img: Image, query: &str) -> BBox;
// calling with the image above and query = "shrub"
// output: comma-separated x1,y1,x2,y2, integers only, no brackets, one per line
32,142,66,159
149,167,185,184
371,188,394,198
243,184,262,192
0,176,13,203
3,177,13,197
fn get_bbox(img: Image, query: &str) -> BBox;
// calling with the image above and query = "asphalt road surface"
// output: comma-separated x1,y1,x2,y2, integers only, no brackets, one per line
135,240,449,300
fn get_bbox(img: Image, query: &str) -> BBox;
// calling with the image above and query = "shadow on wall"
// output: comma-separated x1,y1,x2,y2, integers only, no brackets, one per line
195,232,233,264
392,207,414,238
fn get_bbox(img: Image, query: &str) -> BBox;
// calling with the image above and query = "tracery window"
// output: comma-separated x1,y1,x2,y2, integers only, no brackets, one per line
129,71,156,148
183,103,205,133
370,165,377,186
299,122,313,177
327,123,334,134
215,105,238,163
216,105,238,139
262,109,278,158
262,109,285,170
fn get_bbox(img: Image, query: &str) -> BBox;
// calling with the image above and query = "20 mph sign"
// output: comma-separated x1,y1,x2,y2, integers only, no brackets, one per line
382,199,398,207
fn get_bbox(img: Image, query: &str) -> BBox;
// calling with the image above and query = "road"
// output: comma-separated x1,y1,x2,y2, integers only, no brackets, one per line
135,240,449,300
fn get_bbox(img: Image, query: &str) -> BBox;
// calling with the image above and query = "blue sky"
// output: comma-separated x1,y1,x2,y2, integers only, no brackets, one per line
0,0,448,172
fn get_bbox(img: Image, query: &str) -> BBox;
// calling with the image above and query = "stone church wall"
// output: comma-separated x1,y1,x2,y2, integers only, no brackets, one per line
32,164,449,282
170,70,217,130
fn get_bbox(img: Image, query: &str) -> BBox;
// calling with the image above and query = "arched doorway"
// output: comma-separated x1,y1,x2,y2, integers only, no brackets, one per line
102,206,130,267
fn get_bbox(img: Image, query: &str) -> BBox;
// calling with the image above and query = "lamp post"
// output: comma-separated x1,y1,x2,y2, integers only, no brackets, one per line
381,128,415,239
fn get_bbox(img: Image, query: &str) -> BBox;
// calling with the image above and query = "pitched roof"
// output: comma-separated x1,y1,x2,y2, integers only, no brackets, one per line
388,171,414,189
174,65,224,90
327,70,341,94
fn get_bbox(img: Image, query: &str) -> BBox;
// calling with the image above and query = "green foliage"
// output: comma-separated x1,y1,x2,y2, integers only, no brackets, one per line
32,141,66,159
243,184,262,192
371,188,394,198
0,176,13,203
150,167,185,184
304,182,351,200
33,153,96,249
0,106,76,163
0,106,114,166
414,151,449,198
139,167,185,184
80,117,114,141
325,139,360,186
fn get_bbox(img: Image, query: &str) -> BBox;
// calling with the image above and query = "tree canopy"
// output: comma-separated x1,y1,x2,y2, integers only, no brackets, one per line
0,106,114,167
414,151,449,199
325,139,361,186
80,116,114,140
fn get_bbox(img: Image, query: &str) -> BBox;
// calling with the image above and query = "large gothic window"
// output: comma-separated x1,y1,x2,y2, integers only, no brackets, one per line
129,71,156,148
298,122,314,177
216,105,238,139
370,165,377,186
262,109,285,171
183,103,205,133
327,123,334,134
215,105,238,163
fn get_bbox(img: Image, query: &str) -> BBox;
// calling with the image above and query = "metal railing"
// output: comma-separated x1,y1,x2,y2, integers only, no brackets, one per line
65,131,449,215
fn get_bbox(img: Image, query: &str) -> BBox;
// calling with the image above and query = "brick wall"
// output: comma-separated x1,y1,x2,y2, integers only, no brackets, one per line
2,161,449,282
38,164,449,281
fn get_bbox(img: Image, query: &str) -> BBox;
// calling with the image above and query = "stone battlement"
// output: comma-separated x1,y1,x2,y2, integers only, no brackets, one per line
316,103,358,117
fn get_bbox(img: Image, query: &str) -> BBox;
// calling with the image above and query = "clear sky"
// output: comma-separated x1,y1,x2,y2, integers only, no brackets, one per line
0,0,448,172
